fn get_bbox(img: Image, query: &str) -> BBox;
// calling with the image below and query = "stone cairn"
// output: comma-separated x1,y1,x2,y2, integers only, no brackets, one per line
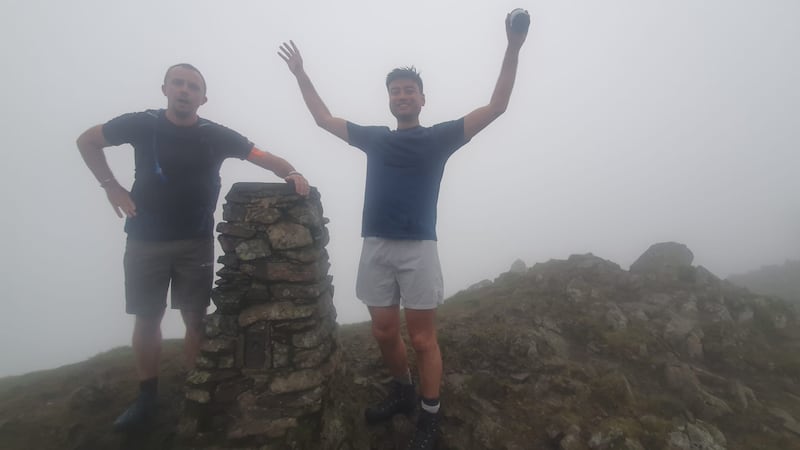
179,182,338,449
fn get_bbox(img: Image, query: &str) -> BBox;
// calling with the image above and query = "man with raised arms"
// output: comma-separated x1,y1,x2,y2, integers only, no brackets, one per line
279,13,527,449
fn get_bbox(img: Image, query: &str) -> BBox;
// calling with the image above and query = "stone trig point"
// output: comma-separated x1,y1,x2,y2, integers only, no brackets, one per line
179,182,339,449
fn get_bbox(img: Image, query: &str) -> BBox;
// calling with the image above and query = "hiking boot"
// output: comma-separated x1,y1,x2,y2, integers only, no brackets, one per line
112,395,157,432
408,409,441,450
364,380,417,424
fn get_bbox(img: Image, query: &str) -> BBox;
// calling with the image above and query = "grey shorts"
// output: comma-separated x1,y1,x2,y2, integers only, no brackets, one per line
123,237,214,316
356,237,443,310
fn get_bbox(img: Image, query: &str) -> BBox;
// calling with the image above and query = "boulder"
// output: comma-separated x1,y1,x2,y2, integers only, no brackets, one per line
630,242,694,274
509,258,527,274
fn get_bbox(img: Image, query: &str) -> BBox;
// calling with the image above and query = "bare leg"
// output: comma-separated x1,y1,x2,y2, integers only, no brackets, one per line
132,312,165,380
368,305,409,379
405,308,441,399
181,309,206,370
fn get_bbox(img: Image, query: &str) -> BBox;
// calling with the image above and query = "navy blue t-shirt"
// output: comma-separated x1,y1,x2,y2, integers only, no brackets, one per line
347,119,468,240
102,110,253,240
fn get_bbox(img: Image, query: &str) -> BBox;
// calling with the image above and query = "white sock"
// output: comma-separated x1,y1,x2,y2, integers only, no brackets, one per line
421,399,440,414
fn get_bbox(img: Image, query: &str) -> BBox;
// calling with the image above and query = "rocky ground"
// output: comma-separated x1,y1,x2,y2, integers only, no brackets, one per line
2,243,800,449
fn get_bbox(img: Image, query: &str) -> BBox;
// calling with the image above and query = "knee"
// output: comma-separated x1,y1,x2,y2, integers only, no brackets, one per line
134,314,163,335
185,322,203,339
371,323,400,345
181,311,205,334
409,331,438,354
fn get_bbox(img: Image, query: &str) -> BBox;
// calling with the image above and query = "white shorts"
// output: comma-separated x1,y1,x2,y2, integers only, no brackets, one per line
356,237,443,310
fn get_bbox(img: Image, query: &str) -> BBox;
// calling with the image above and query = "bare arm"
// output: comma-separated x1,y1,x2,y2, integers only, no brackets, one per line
246,147,310,196
76,124,137,218
463,13,529,141
279,41,349,143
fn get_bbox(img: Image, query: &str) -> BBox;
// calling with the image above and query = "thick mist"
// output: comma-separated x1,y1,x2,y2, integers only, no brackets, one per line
1,0,798,377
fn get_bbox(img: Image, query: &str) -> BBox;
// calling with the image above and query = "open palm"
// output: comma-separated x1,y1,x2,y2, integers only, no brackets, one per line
278,40,304,75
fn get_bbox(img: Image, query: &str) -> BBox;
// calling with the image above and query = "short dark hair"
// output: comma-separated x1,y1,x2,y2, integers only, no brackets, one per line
164,63,207,93
385,66,423,94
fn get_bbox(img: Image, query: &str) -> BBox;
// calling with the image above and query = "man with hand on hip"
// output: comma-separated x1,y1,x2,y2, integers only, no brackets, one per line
77,63,310,432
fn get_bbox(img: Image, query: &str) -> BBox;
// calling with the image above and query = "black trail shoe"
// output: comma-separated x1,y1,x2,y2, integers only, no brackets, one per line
364,380,417,424
112,395,156,432
408,410,441,450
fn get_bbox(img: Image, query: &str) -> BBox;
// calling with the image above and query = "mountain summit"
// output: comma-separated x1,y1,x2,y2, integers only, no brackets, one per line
1,243,799,449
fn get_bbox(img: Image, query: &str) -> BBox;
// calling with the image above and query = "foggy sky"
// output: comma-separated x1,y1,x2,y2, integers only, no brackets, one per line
1,0,798,377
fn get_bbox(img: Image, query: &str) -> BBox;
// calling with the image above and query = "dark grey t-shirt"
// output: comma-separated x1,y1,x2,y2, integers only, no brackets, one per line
347,118,467,241
103,109,252,240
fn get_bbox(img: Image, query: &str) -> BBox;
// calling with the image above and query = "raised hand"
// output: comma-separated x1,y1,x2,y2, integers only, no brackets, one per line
278,40,304,76
506,11,529,49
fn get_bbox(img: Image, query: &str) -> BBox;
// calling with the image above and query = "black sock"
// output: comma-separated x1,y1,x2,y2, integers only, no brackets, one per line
139,377,158,399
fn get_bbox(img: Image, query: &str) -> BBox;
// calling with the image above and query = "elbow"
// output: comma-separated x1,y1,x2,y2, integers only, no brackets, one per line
76,131,87,147
487,101,508,118
490,106,506,120
315,116,336,133
314,117,328,128
76,134,91,155
77,127,104,155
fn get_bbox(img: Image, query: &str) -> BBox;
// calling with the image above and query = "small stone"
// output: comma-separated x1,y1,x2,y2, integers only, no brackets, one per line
235,239,270,261
245,282,270,302
270,369,324,394
267,222,313,250
239,302,317,326
248,206,282,225
686,333,704,359
218,355,235,369
274,318,316,333
187,370,238,385
217,253,239,268
195,355,217,369
205,314,239,338
201,336,236,354
294,341,334,369
222,203,247,222
292,318,336,349
218,235,245,254
211,290,246,313
316,290,336,319
270,281,330,300
270,359,336,394
288,204,323,228
509,373,531,382
281,247,323,263
255,261,322,283
185,389,211,404
284,386,324,409
187,370,212,385
215,378,254,403
216,222,257,238
272,342,291,368
314,226,330,247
